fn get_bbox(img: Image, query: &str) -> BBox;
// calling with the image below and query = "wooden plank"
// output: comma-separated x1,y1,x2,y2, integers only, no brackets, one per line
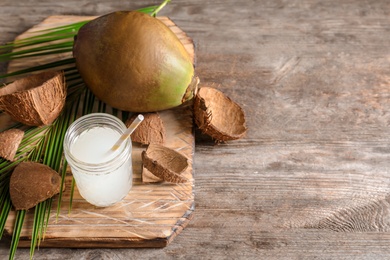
2,15,195,248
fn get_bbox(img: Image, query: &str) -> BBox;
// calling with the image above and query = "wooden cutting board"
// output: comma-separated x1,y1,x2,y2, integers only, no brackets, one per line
3,15,195,248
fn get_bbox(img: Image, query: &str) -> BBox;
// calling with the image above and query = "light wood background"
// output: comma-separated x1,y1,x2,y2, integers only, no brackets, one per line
1,0,390,259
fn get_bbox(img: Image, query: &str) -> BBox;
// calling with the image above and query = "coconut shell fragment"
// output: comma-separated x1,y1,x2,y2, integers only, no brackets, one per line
141,144,189,183
0,129,24,161
142,168,163,183
126,113,165,145
0,70,66,126
194,85,247,142
9,161,62,210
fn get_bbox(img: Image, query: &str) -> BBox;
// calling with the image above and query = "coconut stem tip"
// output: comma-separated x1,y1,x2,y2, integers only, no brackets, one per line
110,114,144,151
151,0,171,17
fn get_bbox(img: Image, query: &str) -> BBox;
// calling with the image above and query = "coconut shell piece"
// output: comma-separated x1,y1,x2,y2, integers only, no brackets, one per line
0,129,24,161
142,167,163,183
126,112,165,145
10,161,62,210
141,144,189,183
0,70,66,126
194,85,247,142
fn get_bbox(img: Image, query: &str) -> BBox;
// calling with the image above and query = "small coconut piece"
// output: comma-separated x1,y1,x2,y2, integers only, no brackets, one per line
142,167,163,183
194,85,247,142
141,144,189,183
0,70,66,126
9,161,62,210
0,129,24,161
126,112,165,145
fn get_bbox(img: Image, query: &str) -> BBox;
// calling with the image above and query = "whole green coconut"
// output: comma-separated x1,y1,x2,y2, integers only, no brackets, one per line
73,11,195,112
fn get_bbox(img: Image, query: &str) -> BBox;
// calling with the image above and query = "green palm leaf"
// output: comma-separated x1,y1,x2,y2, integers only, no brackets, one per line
0,1,171,259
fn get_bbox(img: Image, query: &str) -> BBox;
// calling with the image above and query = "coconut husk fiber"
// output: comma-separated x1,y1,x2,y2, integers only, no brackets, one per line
193,85,247,142
9,161,62,210
0,128,24,161
125,112,165,145
142,167,163,183
141,144,189,183
0,70,66,126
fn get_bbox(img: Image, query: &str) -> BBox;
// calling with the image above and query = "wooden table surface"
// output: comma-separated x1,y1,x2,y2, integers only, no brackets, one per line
1,0,390,259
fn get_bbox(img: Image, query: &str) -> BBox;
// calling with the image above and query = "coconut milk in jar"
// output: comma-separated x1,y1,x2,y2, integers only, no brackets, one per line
63,113,132,207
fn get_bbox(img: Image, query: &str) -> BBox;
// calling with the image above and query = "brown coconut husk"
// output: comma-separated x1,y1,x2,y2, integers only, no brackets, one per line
193,85,247,142
141,144,189,183
0,70,66,126
142,167,164,183
125,112,165,145
0,129,24,161
9,161,62,210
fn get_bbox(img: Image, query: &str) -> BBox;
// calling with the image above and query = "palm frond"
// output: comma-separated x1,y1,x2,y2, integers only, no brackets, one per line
0,20,88,52
0,41,73,61
0,187,11,238
0,58,75,79
9,210,26,260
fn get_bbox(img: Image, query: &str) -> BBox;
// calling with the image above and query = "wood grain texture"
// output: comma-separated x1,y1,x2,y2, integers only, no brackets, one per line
1,0,390,259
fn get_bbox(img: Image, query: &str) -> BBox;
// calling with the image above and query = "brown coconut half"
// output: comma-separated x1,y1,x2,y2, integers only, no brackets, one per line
126,112,165,145
194,85,247,142
141,144,189,183
9,161,62,210
0,129,24,161
0,70,66,126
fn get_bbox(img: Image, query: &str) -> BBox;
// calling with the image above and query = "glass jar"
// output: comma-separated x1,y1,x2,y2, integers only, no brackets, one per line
63,113,132,207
